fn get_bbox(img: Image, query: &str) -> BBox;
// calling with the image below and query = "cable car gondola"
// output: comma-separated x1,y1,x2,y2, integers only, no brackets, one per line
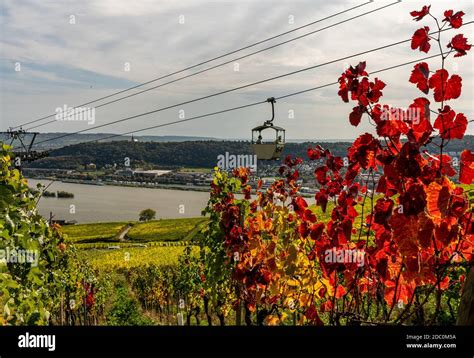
251,97,285,160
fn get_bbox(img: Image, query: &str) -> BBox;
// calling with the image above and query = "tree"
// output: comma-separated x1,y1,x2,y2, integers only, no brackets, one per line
139,208,156,222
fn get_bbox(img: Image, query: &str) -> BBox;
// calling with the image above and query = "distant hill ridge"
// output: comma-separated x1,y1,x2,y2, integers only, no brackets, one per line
24,136,474,169
8,133,219,150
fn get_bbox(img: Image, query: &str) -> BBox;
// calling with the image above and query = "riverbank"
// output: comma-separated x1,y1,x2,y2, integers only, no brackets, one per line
26,176,317,196
26,176,210,192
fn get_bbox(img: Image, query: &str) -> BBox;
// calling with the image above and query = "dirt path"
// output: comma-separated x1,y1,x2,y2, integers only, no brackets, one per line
117,224,132,242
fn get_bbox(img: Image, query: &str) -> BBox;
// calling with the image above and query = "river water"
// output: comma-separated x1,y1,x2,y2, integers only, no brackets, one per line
27,179,212,223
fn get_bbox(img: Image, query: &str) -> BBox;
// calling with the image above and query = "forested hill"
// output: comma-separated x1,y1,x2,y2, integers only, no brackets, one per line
26,136,474,169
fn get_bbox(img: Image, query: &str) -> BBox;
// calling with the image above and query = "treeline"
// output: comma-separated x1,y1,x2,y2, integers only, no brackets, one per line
25,136,474,169
25,141,349,169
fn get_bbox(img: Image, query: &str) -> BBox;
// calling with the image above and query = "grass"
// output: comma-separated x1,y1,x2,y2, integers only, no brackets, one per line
127,218,207,242
62,222,130,243
79,245,199,271
460,183,474,193
106,276,155,326
62,217,207,244
461,184,474,206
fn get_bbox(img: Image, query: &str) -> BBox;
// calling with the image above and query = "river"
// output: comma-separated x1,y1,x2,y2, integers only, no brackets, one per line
27,179,212,223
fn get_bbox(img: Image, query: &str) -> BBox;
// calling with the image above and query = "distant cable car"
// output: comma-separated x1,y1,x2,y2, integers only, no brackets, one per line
251,97,285,160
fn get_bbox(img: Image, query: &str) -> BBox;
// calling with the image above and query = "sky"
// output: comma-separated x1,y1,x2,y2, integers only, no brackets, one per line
0,0,473,140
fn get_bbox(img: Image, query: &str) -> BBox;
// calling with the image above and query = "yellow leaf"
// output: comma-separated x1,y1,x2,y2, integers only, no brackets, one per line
265,315,280,326
286,278,299,287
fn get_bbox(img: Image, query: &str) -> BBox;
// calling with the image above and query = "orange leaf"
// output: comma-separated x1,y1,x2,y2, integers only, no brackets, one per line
390,213,419,257
426,177,455,221
460,150,474,184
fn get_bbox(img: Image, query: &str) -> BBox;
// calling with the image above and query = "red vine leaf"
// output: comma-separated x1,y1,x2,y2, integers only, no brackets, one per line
347,133,380,170
433,105,467,139
390,213,420,257
417,212,435,249
293,196,309,216
373,197,394,227
406,97,432,145
305,305,324,325
460,150,474,184
410,5,430,21
310,223,325,241
384,278,415,305
349,105,365,126
411,27,431,53
409,62,430,94
447,34,472,57
307,146,323,160
428,70,462,102
443,10,465,29
315,188,328,213
314,166,329,185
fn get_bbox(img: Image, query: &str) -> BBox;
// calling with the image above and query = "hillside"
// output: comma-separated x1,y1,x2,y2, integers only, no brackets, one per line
25,136,474,169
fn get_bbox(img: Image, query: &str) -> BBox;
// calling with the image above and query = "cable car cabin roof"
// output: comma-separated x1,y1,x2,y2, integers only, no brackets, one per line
252,125,285,131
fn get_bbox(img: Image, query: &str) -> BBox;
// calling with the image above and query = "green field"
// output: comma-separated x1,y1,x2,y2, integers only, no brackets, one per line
126,217,207,242
62,222,131,243
62,217,207,244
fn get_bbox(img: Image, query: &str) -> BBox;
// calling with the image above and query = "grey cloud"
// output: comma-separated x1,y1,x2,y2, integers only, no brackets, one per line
1,0,473,139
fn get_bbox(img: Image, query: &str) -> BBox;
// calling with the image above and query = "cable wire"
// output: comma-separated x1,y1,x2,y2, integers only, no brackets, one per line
28,0,401,131
12,0,375,130
53,53,447,147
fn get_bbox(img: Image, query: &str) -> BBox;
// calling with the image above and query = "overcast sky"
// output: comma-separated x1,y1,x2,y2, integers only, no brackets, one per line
0,0,473,140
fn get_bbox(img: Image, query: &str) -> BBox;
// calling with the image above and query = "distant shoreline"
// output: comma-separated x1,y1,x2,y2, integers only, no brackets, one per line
25,176,210,192
26,176,316,197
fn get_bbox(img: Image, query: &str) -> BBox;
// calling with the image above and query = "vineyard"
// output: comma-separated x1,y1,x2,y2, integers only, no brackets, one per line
62,222,132,243
81,245,198,271
61,217,206,244
126,218,207,242
1,4,474,328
